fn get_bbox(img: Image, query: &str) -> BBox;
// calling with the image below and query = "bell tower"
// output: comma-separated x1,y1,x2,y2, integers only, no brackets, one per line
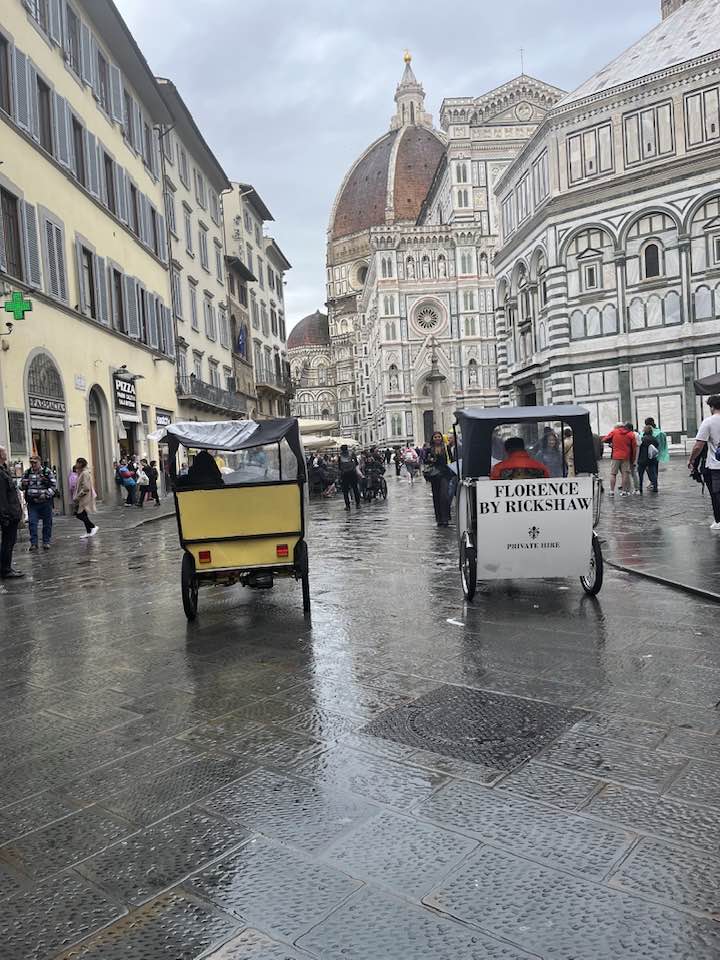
661,0,692,18
390,53,433,130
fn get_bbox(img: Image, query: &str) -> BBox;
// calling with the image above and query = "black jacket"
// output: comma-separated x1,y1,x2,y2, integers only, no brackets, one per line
637,435,659,466
0,464,22,523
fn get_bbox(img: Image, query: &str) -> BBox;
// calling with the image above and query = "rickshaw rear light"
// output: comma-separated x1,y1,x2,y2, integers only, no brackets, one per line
198,550,212,563
276,544,289,558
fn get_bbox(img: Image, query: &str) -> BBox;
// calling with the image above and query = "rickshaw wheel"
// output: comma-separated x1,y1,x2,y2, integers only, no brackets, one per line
181,552,199,620
380,477,388,500
295,540,311,614
581,532,604,596
460,532,477,602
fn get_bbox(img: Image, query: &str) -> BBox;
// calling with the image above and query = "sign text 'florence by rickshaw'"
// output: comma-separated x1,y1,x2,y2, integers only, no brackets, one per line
475,477,594,579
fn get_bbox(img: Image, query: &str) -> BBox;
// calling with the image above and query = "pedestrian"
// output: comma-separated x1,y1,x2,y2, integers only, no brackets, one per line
425,431,452,526
393,447,402,477
602,422,637,496
637,425,659,493
688,394,720,530
538,430,563,477
628,423,642,495
645,417,668,490
384,447,392,465
69,464,79,501
0,446,24,579
402,445,419,483
146,460,161,505
136,459,150,507
338,443,361,510
21,454,57,551
563,427,575,477
72,457,99,538
117,459,136,505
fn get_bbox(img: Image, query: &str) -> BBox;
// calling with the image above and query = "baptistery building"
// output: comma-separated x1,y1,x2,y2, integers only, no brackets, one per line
288,309,337,421
493,0,720,440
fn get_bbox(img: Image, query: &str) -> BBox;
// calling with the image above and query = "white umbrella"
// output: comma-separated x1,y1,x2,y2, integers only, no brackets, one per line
298,419,339,435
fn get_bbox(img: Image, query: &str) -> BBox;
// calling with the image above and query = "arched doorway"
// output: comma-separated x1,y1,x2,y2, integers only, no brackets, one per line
88,386,109,500
26,352,67,511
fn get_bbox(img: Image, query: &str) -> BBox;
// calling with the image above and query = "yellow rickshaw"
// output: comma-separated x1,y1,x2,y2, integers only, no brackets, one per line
157,418,310,620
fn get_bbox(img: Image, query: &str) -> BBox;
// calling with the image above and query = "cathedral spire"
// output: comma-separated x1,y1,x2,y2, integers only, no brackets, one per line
390,52,433,130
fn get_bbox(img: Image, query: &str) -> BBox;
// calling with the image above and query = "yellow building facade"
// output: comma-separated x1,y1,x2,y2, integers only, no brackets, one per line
0,0,177,507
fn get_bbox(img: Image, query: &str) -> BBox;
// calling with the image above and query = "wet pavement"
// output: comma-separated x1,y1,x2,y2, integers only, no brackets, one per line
1,465,719,959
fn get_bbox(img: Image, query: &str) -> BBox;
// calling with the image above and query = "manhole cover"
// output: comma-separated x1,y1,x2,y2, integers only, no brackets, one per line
362,686,586,770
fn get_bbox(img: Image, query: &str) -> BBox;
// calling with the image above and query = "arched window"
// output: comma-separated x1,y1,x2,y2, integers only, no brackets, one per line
456,162,468,184
410,102,415,123
643,243,661,279
463,290,475,311
458,189,469,208
381,258,388,278
321,408,330,419
317,365,327,384
385,321,397,341
386,257,393,278
460,252,472,274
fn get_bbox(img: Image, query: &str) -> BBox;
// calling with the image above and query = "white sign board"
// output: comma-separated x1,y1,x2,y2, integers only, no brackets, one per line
475,477,594,580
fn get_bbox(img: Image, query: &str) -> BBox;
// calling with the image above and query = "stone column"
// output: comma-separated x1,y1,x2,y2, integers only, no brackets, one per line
678,235,692,325
613,253,627,333
427,338,447,432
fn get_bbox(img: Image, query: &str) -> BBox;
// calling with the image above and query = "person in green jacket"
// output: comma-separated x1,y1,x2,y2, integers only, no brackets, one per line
644,417,668,491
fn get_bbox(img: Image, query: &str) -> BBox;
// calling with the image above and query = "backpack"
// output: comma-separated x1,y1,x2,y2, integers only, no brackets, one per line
339,454,355,475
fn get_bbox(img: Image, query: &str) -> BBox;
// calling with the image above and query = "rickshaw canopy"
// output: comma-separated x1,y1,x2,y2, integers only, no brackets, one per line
151,418,306,479
694,373,720,396
455,404,598,478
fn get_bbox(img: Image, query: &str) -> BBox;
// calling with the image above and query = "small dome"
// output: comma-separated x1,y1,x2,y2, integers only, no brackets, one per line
288,310,329,349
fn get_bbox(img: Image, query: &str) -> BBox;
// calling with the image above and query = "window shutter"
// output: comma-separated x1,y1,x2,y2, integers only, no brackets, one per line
163,305,175,357
27,61,40,142
13,49,30,131
116,167,128,223
94,256,109,324
45,219,59,297
147,295,159,349
124,275,139,338
137,193,147,245
108,64,123,123
0,200,5,272
52,93,70,167
132,100,142,153
75,239,86,313
67,105,77,175
157,213,167,262
80,22,92,85
48,0,62,44
85,131,99,196
54,223,67,302
23,202,42,288
97,144,107,206
89,36,99,97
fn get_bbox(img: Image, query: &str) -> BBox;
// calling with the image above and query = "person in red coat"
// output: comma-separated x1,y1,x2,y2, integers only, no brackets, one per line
602,423,638,497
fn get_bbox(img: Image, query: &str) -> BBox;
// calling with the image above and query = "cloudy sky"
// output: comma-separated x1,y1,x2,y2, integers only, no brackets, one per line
118,0,659,329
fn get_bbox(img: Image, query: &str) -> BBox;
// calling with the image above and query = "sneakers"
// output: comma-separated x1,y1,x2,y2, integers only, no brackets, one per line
633,490,641,495
42,543,50,550
1,569,25,579
710,522,720,531
608,490,614,497
28,544,38,552
88,526,99,537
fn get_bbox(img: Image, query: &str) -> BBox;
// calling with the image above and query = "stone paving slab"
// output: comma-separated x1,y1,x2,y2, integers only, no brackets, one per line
425,844,720,959
494,759,602,810
666,759,720,808
186,835,361,942
416,779,634,880
205,927,311,959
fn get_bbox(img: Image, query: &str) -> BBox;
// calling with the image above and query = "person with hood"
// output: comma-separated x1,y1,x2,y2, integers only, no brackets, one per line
602,422,637,497
0,446,23,579
425,431,453,526
645,417,668,491
337,443,361,510
21,454,57,551
72,458,98,538
637,424,659,493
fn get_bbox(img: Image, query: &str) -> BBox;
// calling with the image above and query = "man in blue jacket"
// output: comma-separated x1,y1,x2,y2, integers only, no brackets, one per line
21,455,57,551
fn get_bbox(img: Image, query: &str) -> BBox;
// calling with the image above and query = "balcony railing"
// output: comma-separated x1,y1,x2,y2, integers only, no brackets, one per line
255,368,293,394
176,376,247,414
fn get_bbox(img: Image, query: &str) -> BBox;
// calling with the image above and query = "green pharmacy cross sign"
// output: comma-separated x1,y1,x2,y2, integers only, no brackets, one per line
4,291,33,322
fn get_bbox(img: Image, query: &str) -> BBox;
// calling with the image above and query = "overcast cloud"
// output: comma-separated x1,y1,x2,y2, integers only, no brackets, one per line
117,0,658,328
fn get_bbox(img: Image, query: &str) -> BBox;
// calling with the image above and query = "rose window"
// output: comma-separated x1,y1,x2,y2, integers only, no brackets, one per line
415,305,440,330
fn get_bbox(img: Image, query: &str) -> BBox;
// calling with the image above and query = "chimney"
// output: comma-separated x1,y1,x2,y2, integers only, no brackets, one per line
661,0,691,18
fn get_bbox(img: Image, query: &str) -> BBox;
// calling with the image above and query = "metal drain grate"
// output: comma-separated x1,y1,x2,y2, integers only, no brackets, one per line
362,685,585,771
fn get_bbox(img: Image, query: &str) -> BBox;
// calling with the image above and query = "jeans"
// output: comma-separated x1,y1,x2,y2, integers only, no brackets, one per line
124,483,135,504
76,510,95,533
136,485,149,506
638,460,658,492
704,469,720,523
28,500,53,545
1,518,19,574
340,473,360,508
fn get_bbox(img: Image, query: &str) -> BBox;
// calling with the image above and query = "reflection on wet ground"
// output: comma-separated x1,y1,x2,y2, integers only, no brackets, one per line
1,462,719,958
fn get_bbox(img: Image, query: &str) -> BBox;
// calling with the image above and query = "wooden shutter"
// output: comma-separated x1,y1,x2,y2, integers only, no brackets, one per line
132,100,142,153
27,62,40,142
108,64,123,123
147,295,159,348
54,223,67,302
23,202,41,288
85,131,99,196
80,22,92,85
95,255,109,324
162,305,175,357
48,0,62,44
75,239,86,313
124,275,139,338
89,36,99,97
157,213,167,262
116,167,128,223
53,93,70,167
45,219,59,298
13,49,30,131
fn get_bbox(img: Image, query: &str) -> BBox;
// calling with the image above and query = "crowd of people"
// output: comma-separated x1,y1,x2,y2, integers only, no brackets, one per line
114,456,161,507
601,417,668,495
